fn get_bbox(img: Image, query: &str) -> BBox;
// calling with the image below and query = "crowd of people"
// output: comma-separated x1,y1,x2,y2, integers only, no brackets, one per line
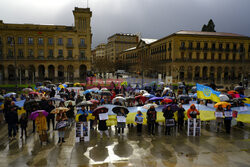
0,81,247,145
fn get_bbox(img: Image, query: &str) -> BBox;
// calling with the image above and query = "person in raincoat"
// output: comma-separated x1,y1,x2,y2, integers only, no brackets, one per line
56,110,68,144
163,105,175,135
117,108,127,136
224,105,232,134
135,111,144,134
187,104,200,119
35,112,47,135
215,105,224,133
147,106,157,135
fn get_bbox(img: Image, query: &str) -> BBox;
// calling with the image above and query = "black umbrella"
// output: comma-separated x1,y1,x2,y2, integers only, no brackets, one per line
99,91,112,96
47,84,56,88
234,86,244,91
76,101,93,107
112,106,129,114
58,92,68,96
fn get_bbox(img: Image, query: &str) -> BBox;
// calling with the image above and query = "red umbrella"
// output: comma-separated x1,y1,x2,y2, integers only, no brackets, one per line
135,95,147,104
29,92,40,95
162,98,173,103
89,99,99,104
93,106,108,117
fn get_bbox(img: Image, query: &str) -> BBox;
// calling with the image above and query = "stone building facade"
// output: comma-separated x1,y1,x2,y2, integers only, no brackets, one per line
0,7,92,84
120,31,250,85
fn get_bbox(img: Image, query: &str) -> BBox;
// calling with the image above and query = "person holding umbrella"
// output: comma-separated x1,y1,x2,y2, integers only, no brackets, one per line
34,110,48,144
56,110,68,144
147,105,157,135
163,105,175,135
94,107,109,139
117,108,127,136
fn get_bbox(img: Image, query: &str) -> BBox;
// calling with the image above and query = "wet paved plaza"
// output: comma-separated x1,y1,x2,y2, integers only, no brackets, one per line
0,121,250,167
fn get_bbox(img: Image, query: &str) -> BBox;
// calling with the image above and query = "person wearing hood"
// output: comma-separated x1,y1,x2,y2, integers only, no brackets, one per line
187,104,200,119
147,106,157,135
163,105,175,135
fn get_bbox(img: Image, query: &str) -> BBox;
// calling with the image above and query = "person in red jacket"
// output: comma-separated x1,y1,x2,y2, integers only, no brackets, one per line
187,104,200,119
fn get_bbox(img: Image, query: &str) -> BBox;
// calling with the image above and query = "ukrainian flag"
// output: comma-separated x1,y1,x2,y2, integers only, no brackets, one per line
196,83,220,102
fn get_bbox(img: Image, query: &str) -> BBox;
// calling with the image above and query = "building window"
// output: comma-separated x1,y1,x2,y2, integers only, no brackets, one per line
226,54,229,60
204,42,208,50
189,42,193,49
67,38,73,45
7,37,13,44
18,49,24,57
226,43,230,51
58,49,63,57
48,49,53,57
80,38,85,46
80,50,85,59
38,38,44,45
8,49,13,57
204,53,207,60
18,37,23,44
48,38,53,45
218,53,222,60
219,43,223,50
239,44,244,52
196,53,200,60
68,50,73,57
240,54,244,60
180,42,185,48
196,42,200,49
28,49,33,57
189,52,192,60
233,53,236,61
211,53,214,60
181,52,184,60
58,38,63,45
0,48,2,57
28,37,33,44
233,43,237,51
211,43,216,50
38,50,44,57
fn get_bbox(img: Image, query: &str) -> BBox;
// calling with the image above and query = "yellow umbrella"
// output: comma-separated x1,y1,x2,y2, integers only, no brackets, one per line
214,102,231,108
74,83,81,86
51,107,69,114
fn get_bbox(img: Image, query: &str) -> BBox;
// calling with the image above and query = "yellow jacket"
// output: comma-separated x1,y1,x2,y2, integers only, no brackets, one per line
35,115,47,132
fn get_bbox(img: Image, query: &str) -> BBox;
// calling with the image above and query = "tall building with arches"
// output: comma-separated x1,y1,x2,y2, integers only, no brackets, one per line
0,7,92,84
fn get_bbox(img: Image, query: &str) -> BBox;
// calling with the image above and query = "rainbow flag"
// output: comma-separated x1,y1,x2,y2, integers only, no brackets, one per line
196,83,220,102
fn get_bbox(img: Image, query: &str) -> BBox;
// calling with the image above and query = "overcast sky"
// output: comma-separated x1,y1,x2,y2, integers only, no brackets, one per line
1,0,250,48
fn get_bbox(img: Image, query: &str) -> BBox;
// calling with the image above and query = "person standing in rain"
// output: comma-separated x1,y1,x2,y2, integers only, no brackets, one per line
177,103,185,131
117,108,127,136
215,105,224,133
46,100,55,130
135,110,144,134
147,106,157,135
97,109,109,139
163,105,175,135
224,105,233,134
5,103,18,140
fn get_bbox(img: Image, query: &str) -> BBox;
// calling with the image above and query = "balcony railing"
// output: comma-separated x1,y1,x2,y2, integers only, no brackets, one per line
38,56,45,60
66,43,74,48
79,44,87,48
47,56,54,60
168,47,172,51
79,57,87,61
17,56,24,59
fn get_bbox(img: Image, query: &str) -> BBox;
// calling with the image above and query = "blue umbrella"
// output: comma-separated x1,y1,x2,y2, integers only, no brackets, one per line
50,97,65,101
143,94,155,98
4,92,16,98
83,89,94,95
148,97,164,101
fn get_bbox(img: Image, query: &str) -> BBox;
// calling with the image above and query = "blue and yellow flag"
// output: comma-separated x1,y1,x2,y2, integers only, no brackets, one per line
196,83,220,102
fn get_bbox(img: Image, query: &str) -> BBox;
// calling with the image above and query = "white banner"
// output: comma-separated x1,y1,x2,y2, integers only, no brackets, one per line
117,116,126,122
99,113,108,120
215,112,223,118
